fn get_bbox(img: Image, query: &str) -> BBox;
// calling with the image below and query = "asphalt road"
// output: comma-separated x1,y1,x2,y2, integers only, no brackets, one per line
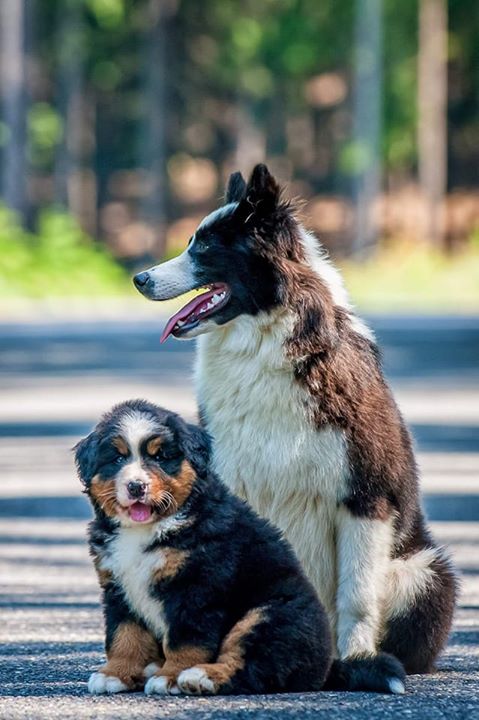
0,315,478,719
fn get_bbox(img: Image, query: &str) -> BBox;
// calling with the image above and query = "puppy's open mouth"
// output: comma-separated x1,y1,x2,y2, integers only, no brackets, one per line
127,502,153,523
160,283,230,343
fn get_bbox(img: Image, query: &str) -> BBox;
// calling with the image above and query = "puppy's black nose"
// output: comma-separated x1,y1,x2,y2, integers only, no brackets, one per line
133,271,150,288
127,480,146,499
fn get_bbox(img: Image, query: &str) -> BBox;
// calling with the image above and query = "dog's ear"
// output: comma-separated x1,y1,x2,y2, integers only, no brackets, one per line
225,171,246,204
74,431,99,486
243,164,281,217
167,415,211,477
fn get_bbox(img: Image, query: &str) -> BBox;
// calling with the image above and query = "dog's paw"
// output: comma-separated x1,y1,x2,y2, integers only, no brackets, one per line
143,662,161,679
177,667,217,695
144,675,180,696
88,671,129,695
324,652,406,694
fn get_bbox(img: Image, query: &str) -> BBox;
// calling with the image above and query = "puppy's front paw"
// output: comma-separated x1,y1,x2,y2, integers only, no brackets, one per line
143,662,161,679
144,675,180,696
177,667,217,695
88,671,129,695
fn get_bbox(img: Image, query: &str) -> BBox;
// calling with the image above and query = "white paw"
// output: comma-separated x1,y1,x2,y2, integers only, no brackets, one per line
144,675,179,696
143,662,160,679
88,671,129,694
177,667,217,695
388,678,406,695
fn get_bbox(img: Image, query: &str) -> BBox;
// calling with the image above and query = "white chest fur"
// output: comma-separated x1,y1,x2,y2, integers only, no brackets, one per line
195,315,350,618
101,526,167,639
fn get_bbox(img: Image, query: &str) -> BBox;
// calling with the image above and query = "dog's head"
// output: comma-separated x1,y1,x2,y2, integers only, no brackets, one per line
74,400,209,526
133,164,306,342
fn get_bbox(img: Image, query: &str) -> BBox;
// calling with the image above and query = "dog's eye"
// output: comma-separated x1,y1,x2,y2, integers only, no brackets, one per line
115,455,126,464
192,235,210,253
153,447,181,462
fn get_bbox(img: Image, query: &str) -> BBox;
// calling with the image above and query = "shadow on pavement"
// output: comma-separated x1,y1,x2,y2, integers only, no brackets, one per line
0,640,102,697
0,496,91,520
0,422,478,454
423,494,479,522
0,492,478,522
1,318,478,386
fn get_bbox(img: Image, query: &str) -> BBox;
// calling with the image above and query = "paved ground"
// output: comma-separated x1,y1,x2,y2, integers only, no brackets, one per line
0,314,478,719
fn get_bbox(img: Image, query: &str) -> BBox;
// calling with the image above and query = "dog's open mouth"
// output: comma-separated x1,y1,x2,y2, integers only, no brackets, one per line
128,502,153,523
160,283,230,343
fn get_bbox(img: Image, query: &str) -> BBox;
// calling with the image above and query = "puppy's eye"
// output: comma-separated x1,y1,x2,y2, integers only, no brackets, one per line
153,447,181,462
115,455,126,464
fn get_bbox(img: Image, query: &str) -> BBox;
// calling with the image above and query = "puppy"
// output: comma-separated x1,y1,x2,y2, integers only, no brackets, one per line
75,399,337,696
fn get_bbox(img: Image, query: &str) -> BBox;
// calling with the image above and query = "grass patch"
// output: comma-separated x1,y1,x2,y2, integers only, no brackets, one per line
340,238,479,313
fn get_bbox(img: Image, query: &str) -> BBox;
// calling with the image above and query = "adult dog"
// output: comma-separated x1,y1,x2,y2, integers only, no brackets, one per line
134,164,457,682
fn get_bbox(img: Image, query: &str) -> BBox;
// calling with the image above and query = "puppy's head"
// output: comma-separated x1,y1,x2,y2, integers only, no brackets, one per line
74,400,209,527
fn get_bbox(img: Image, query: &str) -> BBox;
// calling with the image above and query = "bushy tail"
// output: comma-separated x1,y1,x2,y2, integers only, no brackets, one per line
323,652,406,694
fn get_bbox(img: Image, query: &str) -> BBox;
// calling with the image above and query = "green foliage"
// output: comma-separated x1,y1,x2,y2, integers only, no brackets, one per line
27,103,64,169
0,207,129,297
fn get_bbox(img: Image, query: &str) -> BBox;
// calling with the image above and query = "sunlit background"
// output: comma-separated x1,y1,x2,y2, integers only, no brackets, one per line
0,1,479,710
0,0,478,313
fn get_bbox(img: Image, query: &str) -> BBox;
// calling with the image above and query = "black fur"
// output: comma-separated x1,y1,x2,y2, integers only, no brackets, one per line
225,171,246,204
77,401,334,695
324,654,406,693
75,431,99,486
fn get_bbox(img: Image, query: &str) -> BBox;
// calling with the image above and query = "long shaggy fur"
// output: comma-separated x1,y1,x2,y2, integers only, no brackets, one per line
134,164,458,683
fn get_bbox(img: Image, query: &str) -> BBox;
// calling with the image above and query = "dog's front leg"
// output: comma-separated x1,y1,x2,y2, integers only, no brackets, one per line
143,600,224,696
88,583,162,694
336,505,393,659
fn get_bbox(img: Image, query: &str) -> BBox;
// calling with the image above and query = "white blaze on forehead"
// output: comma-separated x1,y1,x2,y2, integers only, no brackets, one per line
196,202,238,233
119,411,158,454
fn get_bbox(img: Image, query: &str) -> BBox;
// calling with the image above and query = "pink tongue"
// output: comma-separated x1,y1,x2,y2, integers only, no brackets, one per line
160,289,217,343
129,502,152,522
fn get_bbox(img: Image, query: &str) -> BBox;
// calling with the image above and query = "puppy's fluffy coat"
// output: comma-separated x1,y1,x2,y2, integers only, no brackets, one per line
76,400,339,696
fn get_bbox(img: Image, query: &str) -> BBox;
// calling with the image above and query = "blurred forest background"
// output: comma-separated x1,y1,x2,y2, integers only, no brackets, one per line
0,0,478,311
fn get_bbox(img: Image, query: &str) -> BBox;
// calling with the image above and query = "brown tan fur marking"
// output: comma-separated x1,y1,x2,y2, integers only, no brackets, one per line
192,608,265,689
169,460,196,508
112,437,128,456
92,554,113,588
90,475,117,517
153,548,189,583
146,436,163,456
153,645,212,688
148,460,196,515
100,622,161,689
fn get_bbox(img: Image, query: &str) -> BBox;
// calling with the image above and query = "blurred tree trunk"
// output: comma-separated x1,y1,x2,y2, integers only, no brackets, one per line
55,0,82,209
0,0,27,220
418,0,448,247
140,0,178,259
351,0,383,257
56,1,97,235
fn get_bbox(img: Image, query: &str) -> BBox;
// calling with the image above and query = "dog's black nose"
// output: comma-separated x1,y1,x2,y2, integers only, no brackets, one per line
127,480,146,499
133,271,150,288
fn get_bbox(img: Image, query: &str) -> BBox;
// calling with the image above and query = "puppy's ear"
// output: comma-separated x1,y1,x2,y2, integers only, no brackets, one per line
243,163,281,217
167,415,211,477
74,431,99,486
225,171,246,204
